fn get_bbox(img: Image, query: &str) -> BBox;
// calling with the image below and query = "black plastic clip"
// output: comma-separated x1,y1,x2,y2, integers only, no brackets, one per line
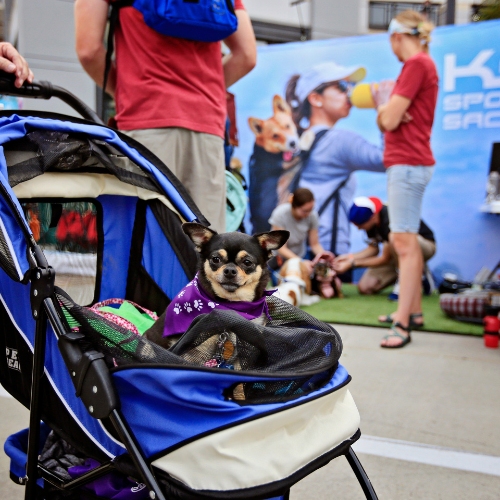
30,266,55,320
74,351,105,397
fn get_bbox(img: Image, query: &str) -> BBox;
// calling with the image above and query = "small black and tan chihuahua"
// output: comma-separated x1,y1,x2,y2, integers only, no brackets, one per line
143,223,289,348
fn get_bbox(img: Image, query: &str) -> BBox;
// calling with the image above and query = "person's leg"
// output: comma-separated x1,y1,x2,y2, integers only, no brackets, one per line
382,165,433,347
125,128,226,233
389,232,423,322
358,263,397,295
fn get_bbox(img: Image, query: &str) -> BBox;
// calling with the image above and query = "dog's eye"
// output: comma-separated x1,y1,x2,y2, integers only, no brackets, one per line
212,256,221,264
243,259,253,267
272,134,280,140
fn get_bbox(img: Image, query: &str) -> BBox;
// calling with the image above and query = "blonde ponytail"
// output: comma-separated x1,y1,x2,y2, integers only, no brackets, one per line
395,10,435,52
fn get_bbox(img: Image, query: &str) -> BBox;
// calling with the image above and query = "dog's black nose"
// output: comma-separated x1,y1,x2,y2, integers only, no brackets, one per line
289,140,296,148
224,266,238,278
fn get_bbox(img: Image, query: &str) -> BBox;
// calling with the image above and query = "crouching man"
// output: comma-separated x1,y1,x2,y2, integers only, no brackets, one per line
332,196,436,295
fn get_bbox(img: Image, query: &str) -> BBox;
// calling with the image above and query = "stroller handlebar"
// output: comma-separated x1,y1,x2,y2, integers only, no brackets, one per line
0,71,104,125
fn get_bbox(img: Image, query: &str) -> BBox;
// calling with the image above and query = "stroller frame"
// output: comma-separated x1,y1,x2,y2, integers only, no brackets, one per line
0,73,377,500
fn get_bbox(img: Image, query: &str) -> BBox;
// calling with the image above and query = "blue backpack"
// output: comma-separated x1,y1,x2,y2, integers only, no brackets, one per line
104,0,238,91
134,0,238,41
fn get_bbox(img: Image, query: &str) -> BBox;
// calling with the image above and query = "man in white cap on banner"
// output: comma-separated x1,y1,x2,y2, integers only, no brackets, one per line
282,62,387,268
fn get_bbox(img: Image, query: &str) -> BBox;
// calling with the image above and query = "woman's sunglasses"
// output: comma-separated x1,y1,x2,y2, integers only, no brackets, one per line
334,80,356,94
316,80,355,95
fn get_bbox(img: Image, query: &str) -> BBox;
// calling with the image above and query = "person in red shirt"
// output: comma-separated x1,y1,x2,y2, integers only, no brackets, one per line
375,10,438,348
74,0,256,233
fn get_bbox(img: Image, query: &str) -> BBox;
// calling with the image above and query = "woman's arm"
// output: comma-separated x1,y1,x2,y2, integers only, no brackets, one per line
377,94,412,132
308,228,324,257
337,130,385,172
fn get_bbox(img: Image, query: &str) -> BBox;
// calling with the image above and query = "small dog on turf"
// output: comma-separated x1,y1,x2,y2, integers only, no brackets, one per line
143,223,289,349
276,257,321,307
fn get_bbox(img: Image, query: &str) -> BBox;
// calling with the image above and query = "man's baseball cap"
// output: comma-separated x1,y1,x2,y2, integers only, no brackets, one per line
349,196,383,225
295,62,366,104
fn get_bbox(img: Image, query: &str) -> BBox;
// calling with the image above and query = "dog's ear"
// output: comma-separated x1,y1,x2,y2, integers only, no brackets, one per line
248,117,263,136
273,94,291,115
254,230,290,259
182,223,217,251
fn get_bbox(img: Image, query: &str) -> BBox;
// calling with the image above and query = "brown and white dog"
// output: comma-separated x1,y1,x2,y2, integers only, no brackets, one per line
276,258,321,307
247,95,300,233
248,95,299,157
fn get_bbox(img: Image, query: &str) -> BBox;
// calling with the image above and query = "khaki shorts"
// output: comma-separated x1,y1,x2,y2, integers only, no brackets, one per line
124,127,226,233
361,236,436,292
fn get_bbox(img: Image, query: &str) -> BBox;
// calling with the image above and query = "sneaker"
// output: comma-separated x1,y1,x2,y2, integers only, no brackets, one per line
388,280,399,301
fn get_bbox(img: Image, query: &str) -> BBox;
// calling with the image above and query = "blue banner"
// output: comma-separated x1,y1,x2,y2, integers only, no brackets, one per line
231,20,500,282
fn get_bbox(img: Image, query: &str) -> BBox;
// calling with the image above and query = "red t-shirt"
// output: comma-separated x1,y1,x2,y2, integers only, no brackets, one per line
111,0,244,137
384,52,438,167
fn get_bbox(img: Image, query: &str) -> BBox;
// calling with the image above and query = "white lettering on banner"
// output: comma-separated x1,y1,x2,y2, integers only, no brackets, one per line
443,111,500,130
443,91,500,111
442,50,500,129
444,50,500,92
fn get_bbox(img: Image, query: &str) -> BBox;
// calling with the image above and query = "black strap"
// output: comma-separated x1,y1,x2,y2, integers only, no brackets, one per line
103,0,134,96
311,174,351,254
288,128,328,194
317,176,350,216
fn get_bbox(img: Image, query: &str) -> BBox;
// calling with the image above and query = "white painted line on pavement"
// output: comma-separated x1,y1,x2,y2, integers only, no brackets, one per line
0,384,12,398
354,435,500,477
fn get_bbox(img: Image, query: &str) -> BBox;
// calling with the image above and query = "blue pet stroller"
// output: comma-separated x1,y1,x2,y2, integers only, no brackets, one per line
0,74,377,500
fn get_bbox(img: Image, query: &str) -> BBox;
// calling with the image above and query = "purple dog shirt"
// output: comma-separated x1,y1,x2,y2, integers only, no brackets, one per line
163,274,275,337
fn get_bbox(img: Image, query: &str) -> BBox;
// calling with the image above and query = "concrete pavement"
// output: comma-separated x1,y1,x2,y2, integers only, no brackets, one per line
0,325,499,499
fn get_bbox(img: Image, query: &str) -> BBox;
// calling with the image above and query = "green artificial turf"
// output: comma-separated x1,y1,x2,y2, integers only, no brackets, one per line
301,284,483,336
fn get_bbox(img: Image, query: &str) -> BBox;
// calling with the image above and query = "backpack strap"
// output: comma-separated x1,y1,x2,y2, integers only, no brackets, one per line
319,175,351,254
103,0,134,95
288,128,328,194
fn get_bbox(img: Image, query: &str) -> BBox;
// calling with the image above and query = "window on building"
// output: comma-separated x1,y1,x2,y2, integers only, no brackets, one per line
369,2,444,30
251,20,310,44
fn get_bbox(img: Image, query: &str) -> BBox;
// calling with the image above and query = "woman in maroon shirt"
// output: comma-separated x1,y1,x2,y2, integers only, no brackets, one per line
376,10,438,348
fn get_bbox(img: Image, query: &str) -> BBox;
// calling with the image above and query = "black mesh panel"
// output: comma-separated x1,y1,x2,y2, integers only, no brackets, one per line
55,289,342,405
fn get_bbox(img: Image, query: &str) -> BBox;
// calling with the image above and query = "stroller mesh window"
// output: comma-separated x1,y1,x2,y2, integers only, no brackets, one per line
23,201,101,306
55,289,342,404
5,130,161,194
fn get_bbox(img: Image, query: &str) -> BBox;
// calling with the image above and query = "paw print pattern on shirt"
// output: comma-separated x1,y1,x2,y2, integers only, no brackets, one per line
194,300,203,311
173,304,182,315
208,301,218,309
184,302,193,313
